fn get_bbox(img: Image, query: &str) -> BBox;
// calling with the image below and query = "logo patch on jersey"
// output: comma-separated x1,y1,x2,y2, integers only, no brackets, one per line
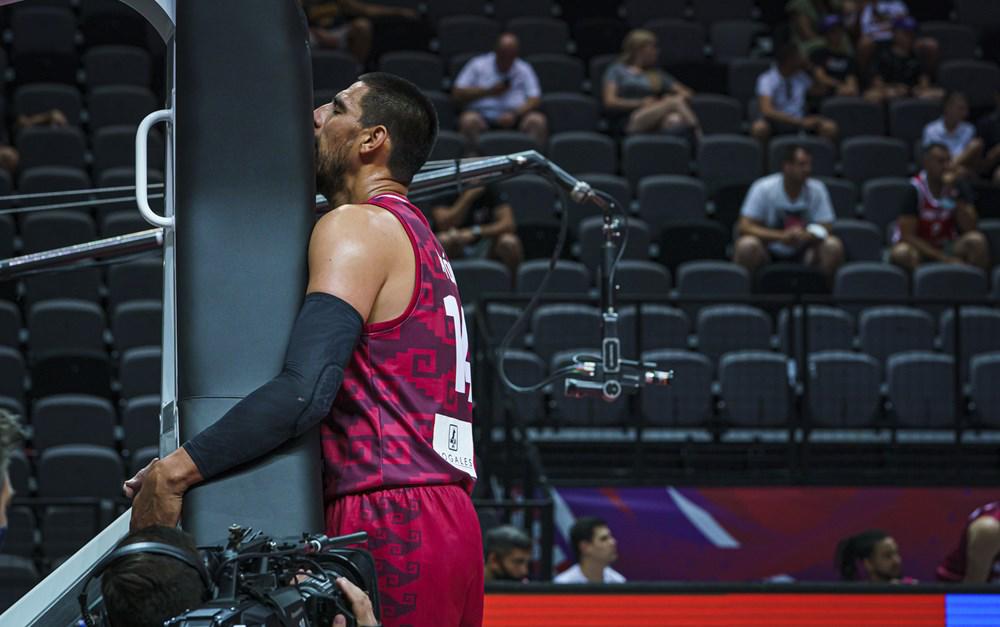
432,413,476,478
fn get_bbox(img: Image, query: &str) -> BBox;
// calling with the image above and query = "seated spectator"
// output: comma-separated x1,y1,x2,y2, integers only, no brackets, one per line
554,516,625,584
484,525,532,582
857,0,937,75
937,501,1000,583
787,0,856,56
453,33,548,152
601,29,700,140
810,15,860,98
864,16,943,103
0,108,69,176
733,144,845,279
750,43,838,143
890,142,990,272
302,0,417,65
922,92,983,178
432,185,523,274
977,91,1000,183
835,529,910,583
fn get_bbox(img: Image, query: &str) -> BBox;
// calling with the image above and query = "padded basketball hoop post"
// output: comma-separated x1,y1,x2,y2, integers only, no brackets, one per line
173,0,321,544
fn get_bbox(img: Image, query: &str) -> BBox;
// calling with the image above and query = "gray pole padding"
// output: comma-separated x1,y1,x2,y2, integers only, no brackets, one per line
175,0,323,543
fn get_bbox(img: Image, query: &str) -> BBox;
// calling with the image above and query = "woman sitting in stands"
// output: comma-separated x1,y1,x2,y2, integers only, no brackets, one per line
602,29,701,140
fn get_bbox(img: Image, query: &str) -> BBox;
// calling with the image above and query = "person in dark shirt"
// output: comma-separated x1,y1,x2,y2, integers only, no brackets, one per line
810,15,860,98
865,15,942,103
433,185,523,274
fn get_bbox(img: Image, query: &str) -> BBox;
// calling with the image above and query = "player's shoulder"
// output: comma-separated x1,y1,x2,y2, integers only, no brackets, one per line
314,203,403,241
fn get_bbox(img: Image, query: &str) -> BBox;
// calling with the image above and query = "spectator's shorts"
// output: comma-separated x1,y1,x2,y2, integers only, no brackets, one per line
326,484,484,627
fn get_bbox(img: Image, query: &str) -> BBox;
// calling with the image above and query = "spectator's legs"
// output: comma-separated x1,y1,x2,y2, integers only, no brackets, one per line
857,36,877,76
750,118,771,144
518,111,548,148
813,235,845,278
0,147,18,174
490,232,524,274
733,234,770,274
660,96,702,140
955,137,984,178
346,17,373,65
954,230,991,271
458,111,488,153
889,242,920,272
436,229,467,259
915,36,940,78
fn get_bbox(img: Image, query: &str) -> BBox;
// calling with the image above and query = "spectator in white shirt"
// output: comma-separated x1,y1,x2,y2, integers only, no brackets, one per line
553,516,626,584
452,33,548,152
750,43,838,144
733,144,844,280
922,91,983,179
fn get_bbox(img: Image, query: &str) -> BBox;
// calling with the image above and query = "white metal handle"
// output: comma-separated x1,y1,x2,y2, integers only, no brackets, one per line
136,108,174,228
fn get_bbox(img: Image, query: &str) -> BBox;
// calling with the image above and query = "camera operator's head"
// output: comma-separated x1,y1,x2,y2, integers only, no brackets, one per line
100,526,209,627
570,516,618,568
484,525,531,582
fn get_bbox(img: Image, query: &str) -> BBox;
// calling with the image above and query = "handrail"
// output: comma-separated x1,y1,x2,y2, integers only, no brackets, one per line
135,109,175,228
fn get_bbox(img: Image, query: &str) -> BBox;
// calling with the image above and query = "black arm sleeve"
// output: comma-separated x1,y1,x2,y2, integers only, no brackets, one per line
182,292,363,480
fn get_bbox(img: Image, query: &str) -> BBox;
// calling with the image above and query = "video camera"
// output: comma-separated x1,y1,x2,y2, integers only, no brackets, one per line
81,525,379,627
168,525,379,627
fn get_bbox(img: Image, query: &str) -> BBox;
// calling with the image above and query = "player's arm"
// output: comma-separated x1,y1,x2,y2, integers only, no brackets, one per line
897,214,947,261
127,206,389,529
964,516,1000,583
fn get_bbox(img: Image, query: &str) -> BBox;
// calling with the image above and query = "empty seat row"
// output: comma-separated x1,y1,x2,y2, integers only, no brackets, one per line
503,346,996,430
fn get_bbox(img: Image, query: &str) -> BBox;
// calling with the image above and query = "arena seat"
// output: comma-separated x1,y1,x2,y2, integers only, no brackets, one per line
718,350,789,428
88,86,158,131
13,84,82,127
888,98,942,143
817,176,858,219
118,346,161,401
887,351,956,429
516,259,590,295
496,349,546,425
622,136,691,188
619,303,689,354
689,94,743,135
820,97,885,139
841,138,909,187
639,174,707,229
26,299,106,361
548,131,617,174
696,304,771,362
507,17,569,56
831,219,883,263
31,394,116,450
778,305,854,361
107,259,164,313
532,305,602,362
83,45,152,89
122,395,160,454
806,351,882,429
641,349,713,427
111,300,162,353
859,306,935,363
939,306,1000,381
452,259,512,304
378,51,444,91
17,127,86,172
527,53,585,93
834,262,909,313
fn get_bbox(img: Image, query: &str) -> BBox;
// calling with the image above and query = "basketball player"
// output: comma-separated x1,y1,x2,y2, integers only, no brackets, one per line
937,501,1000,583
125,72,483,626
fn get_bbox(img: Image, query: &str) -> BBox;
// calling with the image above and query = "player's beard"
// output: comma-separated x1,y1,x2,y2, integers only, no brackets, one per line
315,139,351,204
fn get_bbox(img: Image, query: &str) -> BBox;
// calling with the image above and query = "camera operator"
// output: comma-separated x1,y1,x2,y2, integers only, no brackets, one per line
100,525,379,627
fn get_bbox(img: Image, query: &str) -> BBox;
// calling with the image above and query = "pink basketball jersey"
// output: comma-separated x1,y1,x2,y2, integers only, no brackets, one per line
937,501,1000,582
321,193,476,499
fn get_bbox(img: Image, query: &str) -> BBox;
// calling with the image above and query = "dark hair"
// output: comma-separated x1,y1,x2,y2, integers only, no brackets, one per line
782,143,809,165
834,529,889,581
569,516,608,561
775,42,801,66
484,525,532,561
102,526,208,627
357,72,438,185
